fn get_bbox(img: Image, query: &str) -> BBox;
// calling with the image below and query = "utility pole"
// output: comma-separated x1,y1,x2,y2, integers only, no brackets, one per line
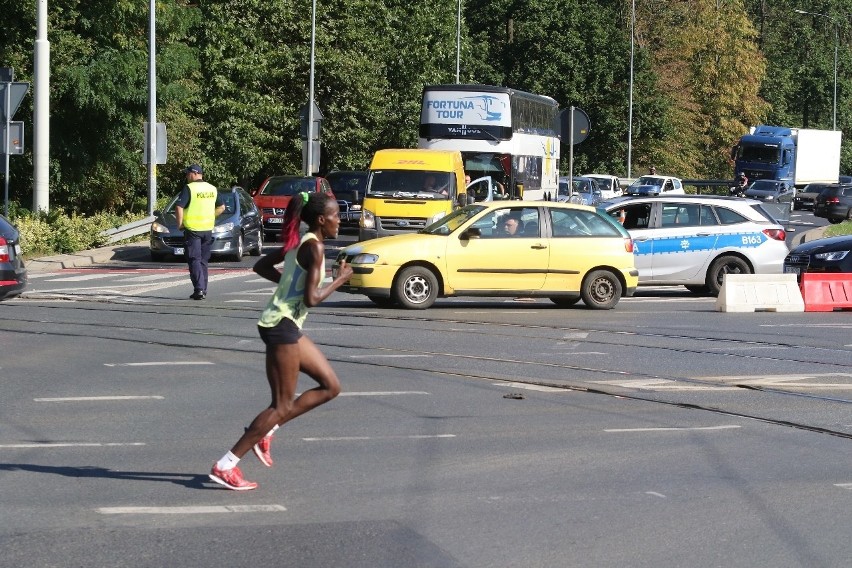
33,0,50,212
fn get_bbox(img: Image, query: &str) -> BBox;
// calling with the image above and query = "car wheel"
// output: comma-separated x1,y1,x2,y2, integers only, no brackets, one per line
549,297,581,307
829,217,843,224
367,295,396,308
580,270,622,310
393,266,438,309
685,284,711,295
250,231,263,256
706,255,750,296
229,234,244,261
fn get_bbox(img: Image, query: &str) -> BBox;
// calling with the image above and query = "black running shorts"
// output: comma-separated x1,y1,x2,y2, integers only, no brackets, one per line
257,318,302,345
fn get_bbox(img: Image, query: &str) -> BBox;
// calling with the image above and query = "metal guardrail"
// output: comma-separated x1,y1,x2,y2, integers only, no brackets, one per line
99,215,156,244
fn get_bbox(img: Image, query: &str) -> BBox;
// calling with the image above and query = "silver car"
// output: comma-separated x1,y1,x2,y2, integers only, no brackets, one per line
599,195,789,295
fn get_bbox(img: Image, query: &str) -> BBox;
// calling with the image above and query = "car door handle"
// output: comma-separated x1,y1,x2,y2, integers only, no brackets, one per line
530,243,547,250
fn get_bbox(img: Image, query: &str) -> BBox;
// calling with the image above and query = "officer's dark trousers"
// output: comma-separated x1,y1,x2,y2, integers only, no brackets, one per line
184,229,213,294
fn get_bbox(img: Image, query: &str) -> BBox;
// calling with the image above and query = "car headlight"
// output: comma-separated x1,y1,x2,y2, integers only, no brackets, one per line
151,221,170,233
427,211,447,226
361,209,375,229
351,253,379,264
351,204,362,211
815,250,849,261
212,222,235,234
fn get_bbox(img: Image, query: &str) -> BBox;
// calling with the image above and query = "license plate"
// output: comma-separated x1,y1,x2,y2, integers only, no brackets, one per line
784,266,800,275
14,244,21,255
173,247,185,256
267,217,283,224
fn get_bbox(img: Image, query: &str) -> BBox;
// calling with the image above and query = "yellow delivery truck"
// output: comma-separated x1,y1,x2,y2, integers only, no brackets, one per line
358,149,467,241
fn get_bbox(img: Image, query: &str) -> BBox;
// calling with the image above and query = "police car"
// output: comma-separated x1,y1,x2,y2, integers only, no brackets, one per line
598,195,789,295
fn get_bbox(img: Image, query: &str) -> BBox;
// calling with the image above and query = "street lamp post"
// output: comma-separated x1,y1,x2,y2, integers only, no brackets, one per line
627,0,635,178
794,9,838,131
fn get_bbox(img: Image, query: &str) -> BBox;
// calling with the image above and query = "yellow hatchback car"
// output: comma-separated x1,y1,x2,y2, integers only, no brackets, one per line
334,202,638,310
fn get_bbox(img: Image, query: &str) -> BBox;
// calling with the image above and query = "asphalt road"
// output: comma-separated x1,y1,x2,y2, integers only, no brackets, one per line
3,209,850,567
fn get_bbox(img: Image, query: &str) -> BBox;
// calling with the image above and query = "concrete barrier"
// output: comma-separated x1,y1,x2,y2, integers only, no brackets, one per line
801,273,852,312
715,273,804,312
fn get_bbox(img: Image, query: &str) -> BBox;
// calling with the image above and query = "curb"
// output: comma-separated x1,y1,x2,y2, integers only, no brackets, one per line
25,241,150,274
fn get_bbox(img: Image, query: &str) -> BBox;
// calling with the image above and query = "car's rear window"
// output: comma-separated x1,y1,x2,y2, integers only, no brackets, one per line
716,206,750,224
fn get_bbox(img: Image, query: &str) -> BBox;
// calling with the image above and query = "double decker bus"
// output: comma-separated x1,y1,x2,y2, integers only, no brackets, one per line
418,84,560,202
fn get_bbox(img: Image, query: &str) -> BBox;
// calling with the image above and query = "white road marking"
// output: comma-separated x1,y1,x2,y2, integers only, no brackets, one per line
34,396,164,402
563,332,589,339
98,505,287,515
605,425,741,433
104,361,213,367
115,273,187,282
544,351,607,355
47,273,120,282
348,354,433,358
494,382,570,393
834,483,852,489
0,442,146,448
303,434,456,441
592,379,740,391
645,492,667,498
224,299,258,303
338,391,430,396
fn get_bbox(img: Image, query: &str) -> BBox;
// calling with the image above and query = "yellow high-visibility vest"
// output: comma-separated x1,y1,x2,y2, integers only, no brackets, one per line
183,181,218,231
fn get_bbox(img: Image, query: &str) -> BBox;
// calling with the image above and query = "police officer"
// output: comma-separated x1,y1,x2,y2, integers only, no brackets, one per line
175,164,225,300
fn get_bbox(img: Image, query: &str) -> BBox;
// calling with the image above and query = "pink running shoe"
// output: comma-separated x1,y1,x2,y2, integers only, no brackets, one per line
253,434,274,467
209,464,258,491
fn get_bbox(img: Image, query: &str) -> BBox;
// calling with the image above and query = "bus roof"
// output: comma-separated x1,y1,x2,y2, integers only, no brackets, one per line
422,84,558,106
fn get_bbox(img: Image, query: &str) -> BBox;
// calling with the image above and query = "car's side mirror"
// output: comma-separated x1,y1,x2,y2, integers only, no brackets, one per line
460,227,481,240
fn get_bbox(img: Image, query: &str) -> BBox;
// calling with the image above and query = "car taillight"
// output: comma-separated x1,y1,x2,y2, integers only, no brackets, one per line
762,228,786,241
826,197,841,204
624,237,635,253
0,237,9,262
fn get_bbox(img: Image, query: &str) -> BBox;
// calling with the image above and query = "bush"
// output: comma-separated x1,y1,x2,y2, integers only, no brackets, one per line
824,220,852,237
12,208,142,257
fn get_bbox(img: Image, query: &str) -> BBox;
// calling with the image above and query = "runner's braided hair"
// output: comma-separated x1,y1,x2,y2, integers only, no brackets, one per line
280,191,333,251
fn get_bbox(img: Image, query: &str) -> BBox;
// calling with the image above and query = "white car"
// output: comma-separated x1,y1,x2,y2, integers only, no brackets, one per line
600,195,789,295
625,175,685,196
583,174,623,199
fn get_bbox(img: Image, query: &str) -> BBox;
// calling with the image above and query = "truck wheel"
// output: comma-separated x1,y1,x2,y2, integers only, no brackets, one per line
393,266,438,309
580,270,622,310
706,255,750,296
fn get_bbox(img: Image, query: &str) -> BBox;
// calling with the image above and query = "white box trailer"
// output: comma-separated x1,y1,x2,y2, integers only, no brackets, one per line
791,128,841,186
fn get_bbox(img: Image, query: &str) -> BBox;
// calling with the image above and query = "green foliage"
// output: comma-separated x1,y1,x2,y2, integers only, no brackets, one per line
824,220,852,237
12,208,140,256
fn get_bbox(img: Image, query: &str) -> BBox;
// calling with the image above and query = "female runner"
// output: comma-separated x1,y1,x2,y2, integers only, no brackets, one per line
209,191,353,490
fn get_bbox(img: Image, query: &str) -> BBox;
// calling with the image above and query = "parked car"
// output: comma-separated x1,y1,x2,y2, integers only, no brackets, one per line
325,170,367,229
744,179,794,204
813,183,852,224
793,183,830,211
599,195,789,295
582,174,623,199
0,214,27,300
557,176,603,206
149,186,263,262
333,201,638,310
784,235,852,278
625,175,685,196
252,175,335,240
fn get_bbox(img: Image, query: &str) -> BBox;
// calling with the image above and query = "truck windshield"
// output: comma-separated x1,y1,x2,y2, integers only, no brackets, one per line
366,170,453,200
738,145,780,164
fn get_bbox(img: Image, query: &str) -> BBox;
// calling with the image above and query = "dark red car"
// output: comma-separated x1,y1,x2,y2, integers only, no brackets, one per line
251,175,334,240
